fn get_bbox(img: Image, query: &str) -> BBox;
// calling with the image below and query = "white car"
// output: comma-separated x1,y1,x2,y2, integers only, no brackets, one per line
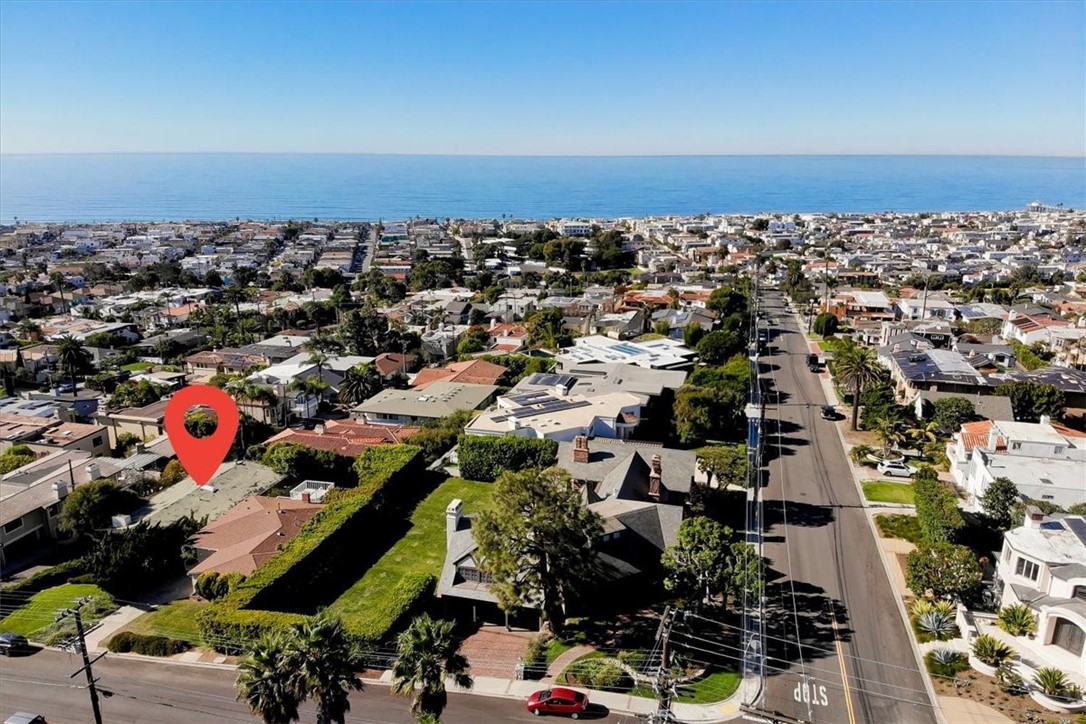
877,460,916,478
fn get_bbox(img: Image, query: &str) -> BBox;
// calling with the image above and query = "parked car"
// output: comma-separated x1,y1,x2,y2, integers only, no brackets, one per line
5,713,47,724
806,353,818,366
0,633,29,656
526,687,590,718
876,460,916,478
820,405,837,420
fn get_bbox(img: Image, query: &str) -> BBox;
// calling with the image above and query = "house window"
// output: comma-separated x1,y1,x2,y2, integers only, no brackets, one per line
46,503,60,517
1011,442,1022,451
1041,495,1054,501
93,436,104,447
1014,557,1039,581
3,518,22,534
457,566,493,585
1073,585,1086,603
1054,446,1064,455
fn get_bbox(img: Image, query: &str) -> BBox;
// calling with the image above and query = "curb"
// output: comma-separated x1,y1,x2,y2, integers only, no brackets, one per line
791,309,948,724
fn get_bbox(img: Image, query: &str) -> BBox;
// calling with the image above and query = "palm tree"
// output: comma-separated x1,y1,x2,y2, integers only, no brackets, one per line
873,417,907,458
831,340,882,431
228,381,280,425
18,319,42,341
292,375,330,411
49,271,67,313
236,632,301,724
56,334,92,391
338,363,382,408
289,613,364,724
391,614,473,722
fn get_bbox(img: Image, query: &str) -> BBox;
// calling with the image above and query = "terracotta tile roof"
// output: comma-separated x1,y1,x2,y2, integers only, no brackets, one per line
190,496,323,577
413,359,508,390
374,352,417,377
1052,423,1086,440
488,324,528,339
263,420,419,457
959,420,1005,452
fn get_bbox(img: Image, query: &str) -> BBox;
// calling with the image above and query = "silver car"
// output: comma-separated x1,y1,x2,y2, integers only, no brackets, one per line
877,460,915,478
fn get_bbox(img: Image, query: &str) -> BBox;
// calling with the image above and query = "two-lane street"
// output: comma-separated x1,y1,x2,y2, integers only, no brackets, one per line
0,649,626,724
756,290,937,724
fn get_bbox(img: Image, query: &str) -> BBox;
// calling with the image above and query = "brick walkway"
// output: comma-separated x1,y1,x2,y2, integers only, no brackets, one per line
459,627,533,679
543,645,594,681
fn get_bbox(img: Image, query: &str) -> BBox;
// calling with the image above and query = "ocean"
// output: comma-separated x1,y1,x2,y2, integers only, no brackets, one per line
0,154,1083,222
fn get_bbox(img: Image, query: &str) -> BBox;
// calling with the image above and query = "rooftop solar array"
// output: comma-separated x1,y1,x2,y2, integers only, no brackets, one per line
490,396,594,423
1066,517,1086,549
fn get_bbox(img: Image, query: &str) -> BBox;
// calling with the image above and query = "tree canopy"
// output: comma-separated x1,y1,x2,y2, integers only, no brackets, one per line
473,467,603,633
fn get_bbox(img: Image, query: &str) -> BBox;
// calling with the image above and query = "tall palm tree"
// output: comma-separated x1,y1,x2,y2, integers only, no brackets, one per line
18,319,42,341
291,375,330,411
391,614,473,723
289,613,364,724
55,334,93,391
338,363,382,408
236,632,301,724
228,380,280,424
831,340,882,431
49,271,67,314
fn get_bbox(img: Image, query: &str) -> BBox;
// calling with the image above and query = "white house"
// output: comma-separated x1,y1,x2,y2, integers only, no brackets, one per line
464,390,642,442
997,508,1086,674
947,418,1086,509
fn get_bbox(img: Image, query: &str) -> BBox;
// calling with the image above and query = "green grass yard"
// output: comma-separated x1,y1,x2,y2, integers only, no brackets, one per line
121,361,155,371
118,600,208,646
875,513,923,545
0,583,115,638
862,481,916,505
675,669,742,703
327,477,494,629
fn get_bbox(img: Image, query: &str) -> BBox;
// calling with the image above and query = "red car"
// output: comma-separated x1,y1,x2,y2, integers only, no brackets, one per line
526,687,590,718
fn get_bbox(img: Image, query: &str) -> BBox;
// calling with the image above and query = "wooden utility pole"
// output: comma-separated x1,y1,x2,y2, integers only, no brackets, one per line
58,598,105,724
648,607,678,724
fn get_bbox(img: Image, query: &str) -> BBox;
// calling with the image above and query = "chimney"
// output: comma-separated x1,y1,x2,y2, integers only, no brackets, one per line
85,463,102,481
573,435,590,463
301,492,312,504
446,499,463,544
314,422,325,435
1023,504,1044,529
648,454,664,500
987,424,1000,451
1039,414,1051,426
52,481,68,500
489,317,497,330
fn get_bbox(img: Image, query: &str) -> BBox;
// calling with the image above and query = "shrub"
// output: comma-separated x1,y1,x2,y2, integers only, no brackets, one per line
996,662,1027,694
342,573,435,641
912,470,964,543
910,599,935,618
905,542,982,601
4,559,88,594
925,648,968,678
523,634,551,679
107,631,191,657
1032,667,1079,701
971,634,1013,668
565,658,630,691
262,442,353,483
158,459,187,488
996,603,1036,637
849,445,876,465
813,313,838,337
915,611,956,641
195,571,246,601
456,435,558,482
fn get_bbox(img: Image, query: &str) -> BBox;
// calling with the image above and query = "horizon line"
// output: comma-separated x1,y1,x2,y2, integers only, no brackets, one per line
2,151,1085,160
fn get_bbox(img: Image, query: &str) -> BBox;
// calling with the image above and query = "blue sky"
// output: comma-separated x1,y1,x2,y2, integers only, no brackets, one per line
1,0,1083,156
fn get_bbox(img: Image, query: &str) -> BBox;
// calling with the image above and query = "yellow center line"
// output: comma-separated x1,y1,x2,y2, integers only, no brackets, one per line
831,609,858,724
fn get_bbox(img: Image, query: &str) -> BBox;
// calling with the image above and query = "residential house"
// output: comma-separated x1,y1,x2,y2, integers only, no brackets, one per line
373,352,418,381
412,359,508,391
262,420,419,458
946,418,1086,508
825,290,895,323
465,390,641,441
996,508,1086,673
101,398,170,448
184,349,268,376
885,348,1003,403
556,335,696,371
188,495,324,584
352,381,499,426
437,436,688,626
1002,307,1071,346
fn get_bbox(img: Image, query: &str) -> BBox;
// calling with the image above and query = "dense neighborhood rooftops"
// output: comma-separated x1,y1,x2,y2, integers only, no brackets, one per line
556,335,695,370
352,381,499,420
513,363,687,401
412,359,508,390
264,420,419,456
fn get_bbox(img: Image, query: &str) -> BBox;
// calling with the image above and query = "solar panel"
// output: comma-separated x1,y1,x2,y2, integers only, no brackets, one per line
1066,517,1086,549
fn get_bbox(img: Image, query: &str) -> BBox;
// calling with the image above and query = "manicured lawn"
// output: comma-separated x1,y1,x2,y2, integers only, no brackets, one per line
676,668,742,703
545,637,573,664
122,361,155,371
327,477,494,627
0,583,115,638
875,513,923,545
862,481,916,505
119,600,208,646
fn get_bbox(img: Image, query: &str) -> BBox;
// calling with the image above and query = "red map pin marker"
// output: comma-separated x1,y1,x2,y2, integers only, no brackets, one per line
164,385,240,486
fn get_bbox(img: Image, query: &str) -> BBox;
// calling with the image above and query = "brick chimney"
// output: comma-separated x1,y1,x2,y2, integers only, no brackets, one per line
987,423,1000,451
573,435,590,463
648,454,664,500
301,492,312,504
1024,504,1044,529
314,422,326,435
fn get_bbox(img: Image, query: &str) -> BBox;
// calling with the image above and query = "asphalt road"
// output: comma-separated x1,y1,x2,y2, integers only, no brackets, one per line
0,649,627,724
756,290,936,724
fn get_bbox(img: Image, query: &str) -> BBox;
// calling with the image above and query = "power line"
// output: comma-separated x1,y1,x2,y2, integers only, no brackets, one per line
57,597,105,724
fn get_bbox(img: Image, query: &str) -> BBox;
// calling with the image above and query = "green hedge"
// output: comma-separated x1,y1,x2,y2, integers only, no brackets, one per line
106,631,192,657
199,445,423,651
4,559,88,594
457,435,558,482
343,573,435,641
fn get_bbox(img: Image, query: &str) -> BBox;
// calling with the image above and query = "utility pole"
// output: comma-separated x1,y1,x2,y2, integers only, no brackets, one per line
648,607,678,724
58,597,105,724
